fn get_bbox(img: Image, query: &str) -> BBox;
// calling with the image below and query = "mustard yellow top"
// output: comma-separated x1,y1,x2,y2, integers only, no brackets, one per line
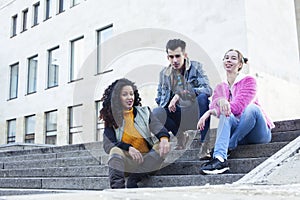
121,108,150,153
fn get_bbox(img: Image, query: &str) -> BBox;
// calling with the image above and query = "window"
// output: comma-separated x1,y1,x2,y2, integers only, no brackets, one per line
25,115,35,143
71,0,83,6
69,105,83,144
45,110,57,145
33,2,40,26
70,36,84,81
27,55,38,94
58,0,65,13
47,47,59,88
22,9,28,32
7,119,16,144
96,25,113,73
95,101,104,141
45,0,55,20
11,15,17,37
9,63,19,99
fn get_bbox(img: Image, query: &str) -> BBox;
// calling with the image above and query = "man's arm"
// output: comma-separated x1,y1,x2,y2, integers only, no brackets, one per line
191,61,213,97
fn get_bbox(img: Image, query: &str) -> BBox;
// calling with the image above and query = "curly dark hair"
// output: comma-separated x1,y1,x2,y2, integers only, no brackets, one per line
99,78,142,128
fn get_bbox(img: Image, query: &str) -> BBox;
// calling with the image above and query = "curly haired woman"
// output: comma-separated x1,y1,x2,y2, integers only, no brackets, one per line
99,78,170,189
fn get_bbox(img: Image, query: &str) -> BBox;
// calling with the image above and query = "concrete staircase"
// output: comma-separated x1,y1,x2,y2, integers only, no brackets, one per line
0,119,299,190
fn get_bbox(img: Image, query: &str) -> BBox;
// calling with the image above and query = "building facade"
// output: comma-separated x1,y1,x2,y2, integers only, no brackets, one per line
1,0,300,146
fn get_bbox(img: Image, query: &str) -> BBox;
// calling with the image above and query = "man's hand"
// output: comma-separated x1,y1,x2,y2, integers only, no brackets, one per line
159,138,170,157
168,94,180,112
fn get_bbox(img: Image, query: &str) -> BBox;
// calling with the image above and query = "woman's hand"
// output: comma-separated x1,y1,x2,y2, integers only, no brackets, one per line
218,98,231,117
128,147,144,164
168,94,179,112
159,138,170,157
197,110,211,130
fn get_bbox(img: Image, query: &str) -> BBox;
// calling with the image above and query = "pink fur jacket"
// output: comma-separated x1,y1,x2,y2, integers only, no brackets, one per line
210,74,275,129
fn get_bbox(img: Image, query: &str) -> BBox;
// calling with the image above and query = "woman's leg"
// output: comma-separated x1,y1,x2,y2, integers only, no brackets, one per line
228,104,272,150
108,147,126,189
213,114,238,160
127,147,163,188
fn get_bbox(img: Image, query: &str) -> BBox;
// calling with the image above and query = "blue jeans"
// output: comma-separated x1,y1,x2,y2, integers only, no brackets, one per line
153,93,210,141
213,104,272,159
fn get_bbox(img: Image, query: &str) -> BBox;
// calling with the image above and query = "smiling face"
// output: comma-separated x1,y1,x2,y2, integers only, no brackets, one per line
167,47,187,70
120,85,134,110
223,50,243,73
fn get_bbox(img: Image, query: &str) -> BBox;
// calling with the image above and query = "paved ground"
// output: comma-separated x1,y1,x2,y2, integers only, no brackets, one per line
0,152,300,200
0,184,300,200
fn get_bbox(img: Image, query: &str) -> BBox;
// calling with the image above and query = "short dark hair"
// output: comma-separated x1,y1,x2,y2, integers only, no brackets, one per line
166,39,186,53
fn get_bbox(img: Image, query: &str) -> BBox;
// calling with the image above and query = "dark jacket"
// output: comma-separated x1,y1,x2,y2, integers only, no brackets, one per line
103,106,170,154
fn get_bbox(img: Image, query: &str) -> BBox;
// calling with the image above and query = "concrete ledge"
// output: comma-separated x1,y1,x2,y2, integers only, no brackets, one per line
41,177,109,190
0,143,55,153
272,119,300,132
0,178,42,189
141,174,244,187
234,136,300,184
3,156,101,170
0,166,108,177
159,157,267,175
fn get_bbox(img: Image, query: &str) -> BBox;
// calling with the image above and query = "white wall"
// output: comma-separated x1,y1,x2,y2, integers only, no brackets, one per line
0,0,299,145
245,0,300,121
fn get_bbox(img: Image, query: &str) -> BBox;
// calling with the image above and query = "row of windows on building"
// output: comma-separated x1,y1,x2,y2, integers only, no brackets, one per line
7,101,103,145
8,24,113,100
10,0,87,37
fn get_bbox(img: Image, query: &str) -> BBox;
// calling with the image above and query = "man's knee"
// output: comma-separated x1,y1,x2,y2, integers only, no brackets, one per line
197,93,209,106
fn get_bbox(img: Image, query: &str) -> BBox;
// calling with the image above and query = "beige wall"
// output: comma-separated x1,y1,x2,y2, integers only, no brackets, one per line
0,0,299,145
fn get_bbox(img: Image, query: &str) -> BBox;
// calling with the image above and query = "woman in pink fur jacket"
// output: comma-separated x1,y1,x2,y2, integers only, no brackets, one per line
197,49,275,175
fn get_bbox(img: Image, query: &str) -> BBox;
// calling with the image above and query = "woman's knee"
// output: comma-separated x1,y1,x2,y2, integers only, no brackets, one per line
152,106,165,116
109,147,125,158
243,104,261,117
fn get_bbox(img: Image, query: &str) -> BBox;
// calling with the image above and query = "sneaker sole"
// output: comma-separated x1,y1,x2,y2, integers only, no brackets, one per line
201,167,230,175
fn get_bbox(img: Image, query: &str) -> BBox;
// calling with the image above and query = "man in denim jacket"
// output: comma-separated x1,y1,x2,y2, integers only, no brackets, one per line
153,39,212,149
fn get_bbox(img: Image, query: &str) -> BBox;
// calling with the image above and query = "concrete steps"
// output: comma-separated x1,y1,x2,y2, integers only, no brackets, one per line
142,174,245,187
0,166,108,177
0,177,109,190
0,119,299,190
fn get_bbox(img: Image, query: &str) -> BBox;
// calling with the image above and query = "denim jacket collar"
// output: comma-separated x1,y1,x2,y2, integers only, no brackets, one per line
164,58,191,76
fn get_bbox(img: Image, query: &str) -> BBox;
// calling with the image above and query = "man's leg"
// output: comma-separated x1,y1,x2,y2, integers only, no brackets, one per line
197,93,210,142
152,106,180,136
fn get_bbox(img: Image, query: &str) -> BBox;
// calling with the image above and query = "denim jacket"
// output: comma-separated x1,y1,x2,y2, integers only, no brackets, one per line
155,59,213,108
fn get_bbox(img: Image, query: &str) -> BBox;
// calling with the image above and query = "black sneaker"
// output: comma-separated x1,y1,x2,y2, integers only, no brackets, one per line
200,158,229,175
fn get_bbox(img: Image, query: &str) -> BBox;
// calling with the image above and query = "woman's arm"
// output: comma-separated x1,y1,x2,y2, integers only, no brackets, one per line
197,109,217,130
230,76,257,116
209,83,228,117
103,127,132,154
